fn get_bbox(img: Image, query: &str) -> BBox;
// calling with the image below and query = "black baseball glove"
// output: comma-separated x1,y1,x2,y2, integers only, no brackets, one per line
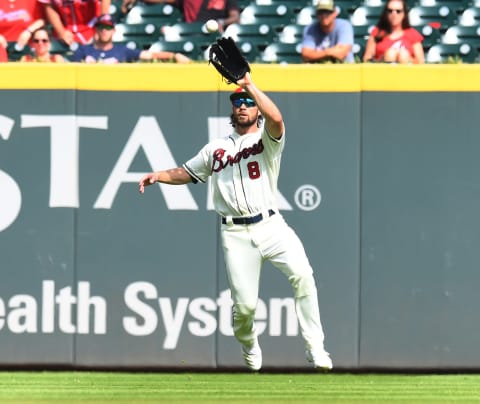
209,37,251,84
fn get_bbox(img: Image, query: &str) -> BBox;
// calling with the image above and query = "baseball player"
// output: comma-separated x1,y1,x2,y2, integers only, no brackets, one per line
139,72,332,371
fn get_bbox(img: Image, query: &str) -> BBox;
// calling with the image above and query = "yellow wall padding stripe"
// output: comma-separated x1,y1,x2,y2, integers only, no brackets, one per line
1,63,480,92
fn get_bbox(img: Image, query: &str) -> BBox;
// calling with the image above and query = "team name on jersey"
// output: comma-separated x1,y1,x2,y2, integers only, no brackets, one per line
211,139,264,172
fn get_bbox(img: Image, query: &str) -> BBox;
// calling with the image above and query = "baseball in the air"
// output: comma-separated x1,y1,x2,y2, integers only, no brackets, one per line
205,19,219,33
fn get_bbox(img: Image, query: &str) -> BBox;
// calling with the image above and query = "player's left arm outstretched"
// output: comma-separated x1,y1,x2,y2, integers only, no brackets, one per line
139,167,192,194
237,72,284,139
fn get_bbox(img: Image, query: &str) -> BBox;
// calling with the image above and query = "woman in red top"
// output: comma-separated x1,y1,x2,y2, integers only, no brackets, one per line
0,0,45,62
363,0,424,64
20,28,66,62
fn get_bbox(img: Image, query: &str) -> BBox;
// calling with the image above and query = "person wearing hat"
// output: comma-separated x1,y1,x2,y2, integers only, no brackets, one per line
139,72,333,372
71,14,191,63
301,0,354,63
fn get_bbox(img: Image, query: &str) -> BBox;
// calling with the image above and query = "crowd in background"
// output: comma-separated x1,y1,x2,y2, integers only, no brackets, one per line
0,0,450,64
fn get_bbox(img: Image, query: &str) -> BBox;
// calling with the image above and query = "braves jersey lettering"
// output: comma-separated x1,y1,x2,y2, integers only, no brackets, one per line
183,128,284,217
212,139,264,172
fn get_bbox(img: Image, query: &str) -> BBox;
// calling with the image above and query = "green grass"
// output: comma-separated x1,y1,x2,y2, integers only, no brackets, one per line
0,371,480,403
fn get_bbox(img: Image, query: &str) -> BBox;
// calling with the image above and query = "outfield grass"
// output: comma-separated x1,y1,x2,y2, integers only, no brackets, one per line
0,371,480,403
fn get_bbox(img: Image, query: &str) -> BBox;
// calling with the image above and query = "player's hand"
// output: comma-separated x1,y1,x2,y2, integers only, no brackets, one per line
139,173,157,194
236,71,253,89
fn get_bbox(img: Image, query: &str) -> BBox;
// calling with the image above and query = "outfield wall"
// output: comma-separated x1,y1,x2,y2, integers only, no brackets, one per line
0,64,479,369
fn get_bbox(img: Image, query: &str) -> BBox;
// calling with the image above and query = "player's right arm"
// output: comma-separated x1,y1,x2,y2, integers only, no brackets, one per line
139,167,192,194
237,72,284,139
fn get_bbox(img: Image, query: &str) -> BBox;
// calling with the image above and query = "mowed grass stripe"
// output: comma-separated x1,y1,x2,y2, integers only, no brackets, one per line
0,372,480,403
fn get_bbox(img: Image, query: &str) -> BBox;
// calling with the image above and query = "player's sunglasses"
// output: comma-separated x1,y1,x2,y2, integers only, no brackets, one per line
232,98,256,108
96,24,114,31
32,38,49,43
387,8,404,14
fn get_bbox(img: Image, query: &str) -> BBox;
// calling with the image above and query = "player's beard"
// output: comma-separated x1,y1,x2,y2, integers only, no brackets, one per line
232,114,257,129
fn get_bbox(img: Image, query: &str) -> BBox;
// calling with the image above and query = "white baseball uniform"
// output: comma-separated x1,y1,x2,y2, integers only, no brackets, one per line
183,126,328,357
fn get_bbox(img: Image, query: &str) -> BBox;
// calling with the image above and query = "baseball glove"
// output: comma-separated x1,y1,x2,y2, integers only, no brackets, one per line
209,37,251,84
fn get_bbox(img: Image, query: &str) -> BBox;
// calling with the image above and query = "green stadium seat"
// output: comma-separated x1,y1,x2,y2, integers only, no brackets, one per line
240,4,295,30
125,3,182,25
296,5,316,26
408,5,457,33
113,22,160,49
417,0,471,14
277,24,305,44
353,24,371,59
255,0,312,14
442,25,480,51
260,42,302,63
7,42,31,61
149,39,201,60
161,22,218,53
413,24,442,48
458,7,480,26
109,0,125,22
350,5,383,27
232,40,262,62
223,23,276,48
425,42,478,62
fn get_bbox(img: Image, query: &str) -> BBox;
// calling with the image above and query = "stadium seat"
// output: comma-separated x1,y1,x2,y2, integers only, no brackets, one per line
49,39,75,58
124,3,182,25
352,42,365,61
442,25,480,52
417,0,471,14
295,4,351,26
240,4,295,30
277,24,305,44
458,7,480,26
353,24,372,59
296,5,316,26
408,6,457,33
149,39,201,60
7,42,30,61
413,24,442,48
109,0,124,22
260,42,302,63
161,22,218,51
205,39,262,62
350,5,383,27
254,0,309,13
223,23,276,48
425,42,478,62
113,22,160,49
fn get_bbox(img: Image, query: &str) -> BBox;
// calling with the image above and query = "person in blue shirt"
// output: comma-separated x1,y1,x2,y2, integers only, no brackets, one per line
301,0,354,63
71,14,191,63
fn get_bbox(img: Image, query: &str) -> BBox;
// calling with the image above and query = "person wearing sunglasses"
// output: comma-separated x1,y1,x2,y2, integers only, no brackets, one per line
0,0,45,61
363,0,424,63
301,0,354,63
71,14,191,63
139,73,333,372
20,28,66,62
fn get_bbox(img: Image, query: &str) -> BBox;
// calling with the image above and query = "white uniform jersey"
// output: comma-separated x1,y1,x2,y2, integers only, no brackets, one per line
183,127,285,218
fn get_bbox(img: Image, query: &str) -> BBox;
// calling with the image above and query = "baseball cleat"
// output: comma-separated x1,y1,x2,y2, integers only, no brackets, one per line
242,341,262,371
306,349,333,371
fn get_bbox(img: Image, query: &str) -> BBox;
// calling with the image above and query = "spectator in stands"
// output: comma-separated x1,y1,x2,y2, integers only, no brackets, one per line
121,0,240,32
0,0,45,60
301,0,354,63
39,0,111,46
71,14,191,63
20,28,66,62
363,0,424,63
